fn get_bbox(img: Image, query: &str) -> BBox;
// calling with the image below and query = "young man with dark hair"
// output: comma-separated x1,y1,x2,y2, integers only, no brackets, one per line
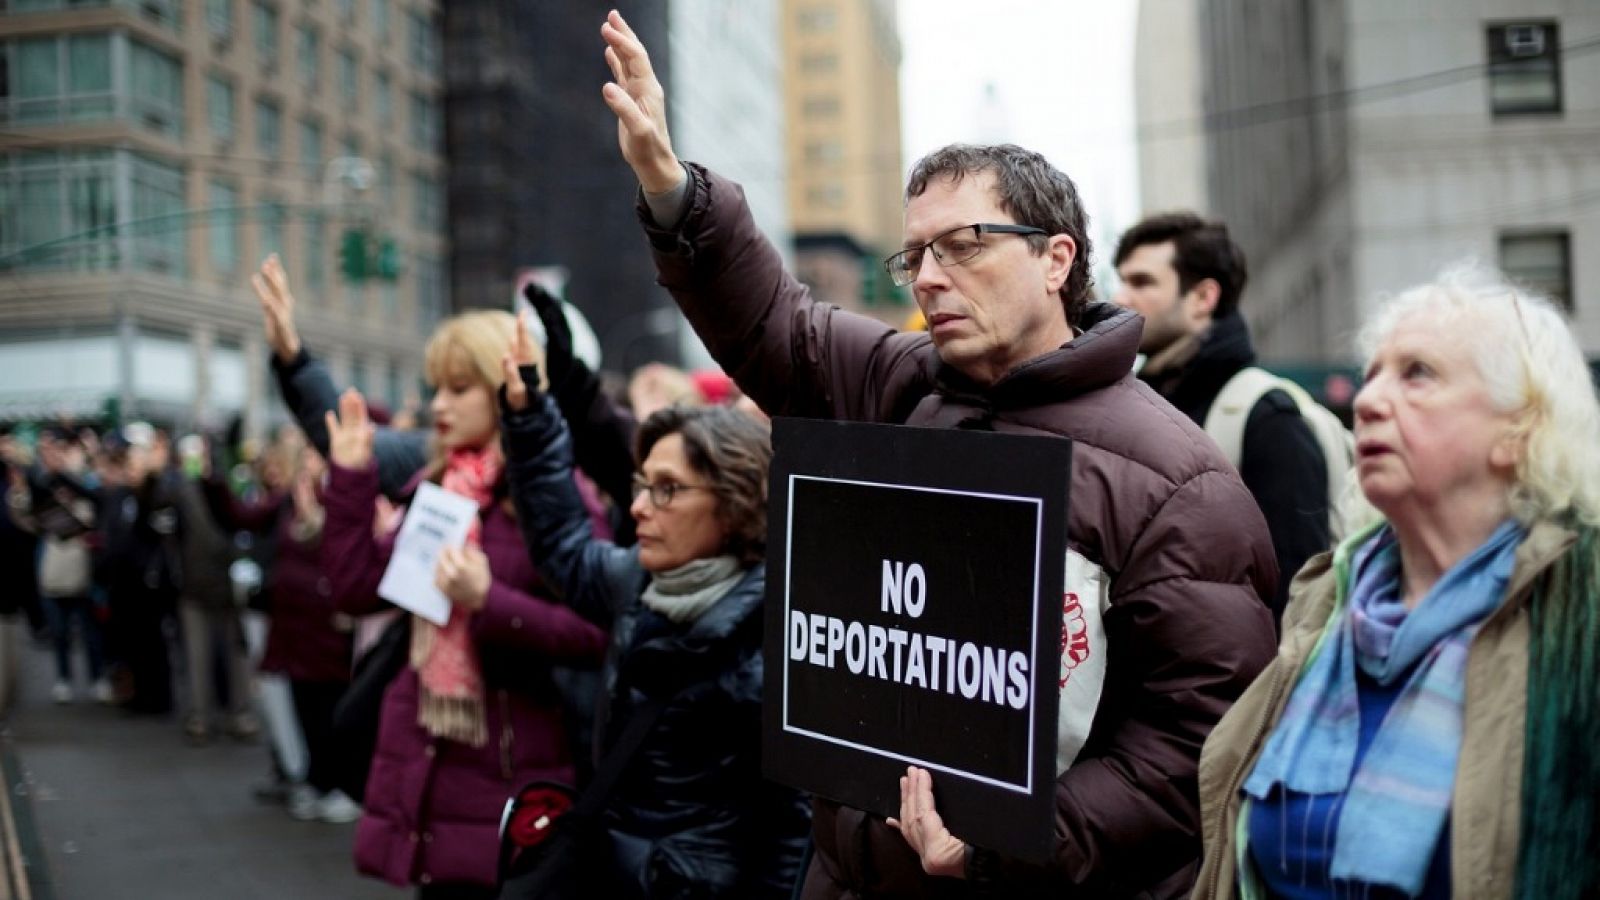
1114,212,1331,620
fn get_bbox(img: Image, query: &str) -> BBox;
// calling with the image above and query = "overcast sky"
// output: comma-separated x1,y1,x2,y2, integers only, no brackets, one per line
898,0,1141,289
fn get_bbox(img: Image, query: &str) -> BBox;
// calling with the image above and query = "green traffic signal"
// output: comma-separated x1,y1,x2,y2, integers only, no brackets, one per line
340,229,368,282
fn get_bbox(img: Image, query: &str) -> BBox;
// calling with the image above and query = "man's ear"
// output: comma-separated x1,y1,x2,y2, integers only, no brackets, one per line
1184,278,1221,321
1044,235,1076,293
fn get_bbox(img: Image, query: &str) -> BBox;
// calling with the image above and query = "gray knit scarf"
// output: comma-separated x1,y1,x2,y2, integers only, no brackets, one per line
640,555,744,624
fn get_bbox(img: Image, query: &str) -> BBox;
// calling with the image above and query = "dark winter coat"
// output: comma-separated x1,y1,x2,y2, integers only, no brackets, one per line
638,163,1278,898
201,481,351,683
501,391,812,899
322,459,609,889
1138,310,1331,622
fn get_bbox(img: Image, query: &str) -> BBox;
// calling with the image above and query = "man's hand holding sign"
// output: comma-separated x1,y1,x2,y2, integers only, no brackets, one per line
600,5,1279,895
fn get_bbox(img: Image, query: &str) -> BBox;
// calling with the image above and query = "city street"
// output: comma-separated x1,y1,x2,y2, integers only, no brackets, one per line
0,643,400,900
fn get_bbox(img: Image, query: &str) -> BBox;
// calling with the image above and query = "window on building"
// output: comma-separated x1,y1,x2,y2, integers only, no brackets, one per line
409,91,437,149
415,254,445,328
1500,230,1572,311
371,0,390,42
337,0,356,23
408,9,437,74
206,74,235,143
130,153,185,274
207,0,233,42
0,33,114,125
802,94,839,118
383,360,400,405
1487,22,1561,116
374,70,392,126
337,47,358,106
254,98,281,158
340,133,359,161
800,52,838,74
135,0,180,31
209,180,239,275
798,7,837,32
253,2,279,70
258,195,285,259
806,182,844,209
376,153,394,205
806,183,844,209
299,118,321,168
303,211,325,290
804,140,842,164
128,40,182,138
411,171,441,230
0,149,118,271
295,23,319,89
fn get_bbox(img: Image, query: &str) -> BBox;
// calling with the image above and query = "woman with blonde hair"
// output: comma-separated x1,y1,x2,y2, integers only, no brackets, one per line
1193,263,1600,900
318,307,610,898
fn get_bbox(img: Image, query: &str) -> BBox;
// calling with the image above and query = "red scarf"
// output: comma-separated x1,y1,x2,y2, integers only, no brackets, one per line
411,444,502,747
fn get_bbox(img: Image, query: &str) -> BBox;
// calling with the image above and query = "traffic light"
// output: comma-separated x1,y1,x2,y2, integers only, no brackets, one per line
375,236,401,281
340,229,369,282
859,256,910,308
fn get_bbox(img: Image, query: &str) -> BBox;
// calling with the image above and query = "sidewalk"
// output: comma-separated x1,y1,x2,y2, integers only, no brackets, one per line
0,641,402,899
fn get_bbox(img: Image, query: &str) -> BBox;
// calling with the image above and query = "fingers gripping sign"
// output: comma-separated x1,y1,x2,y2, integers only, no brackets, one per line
599,10,684,195
887,767,968,879
325,388,375,471
435,544,491,611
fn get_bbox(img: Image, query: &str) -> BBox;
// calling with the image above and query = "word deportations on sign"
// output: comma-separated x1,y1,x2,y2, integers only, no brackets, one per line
788,560,1032,710
762,418,1070,862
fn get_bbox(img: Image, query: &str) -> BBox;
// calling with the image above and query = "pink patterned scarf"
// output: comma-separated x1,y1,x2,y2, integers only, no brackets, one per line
410,444,502,747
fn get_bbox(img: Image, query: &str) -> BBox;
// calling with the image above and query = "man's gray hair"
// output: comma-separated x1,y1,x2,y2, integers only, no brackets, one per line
905,144,1094,328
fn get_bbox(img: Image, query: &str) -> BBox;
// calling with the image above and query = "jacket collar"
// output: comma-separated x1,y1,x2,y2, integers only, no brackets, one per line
928,302,1142,415
1139,311,1257,423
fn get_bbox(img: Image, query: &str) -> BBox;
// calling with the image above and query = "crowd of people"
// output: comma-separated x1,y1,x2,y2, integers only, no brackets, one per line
0,9,1596,899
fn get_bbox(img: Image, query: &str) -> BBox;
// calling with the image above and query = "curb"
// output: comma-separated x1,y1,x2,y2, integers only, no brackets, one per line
0,738,51,900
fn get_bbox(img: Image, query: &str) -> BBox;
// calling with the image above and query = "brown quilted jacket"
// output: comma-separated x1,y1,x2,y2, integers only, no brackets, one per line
639,164,1279,898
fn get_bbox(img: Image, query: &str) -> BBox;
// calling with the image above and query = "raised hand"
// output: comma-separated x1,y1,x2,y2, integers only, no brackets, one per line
500,312,542,413
324,388,375,470
435,544,491,611
251,254,302,362
523,283,574,394
886,767,967,878
599,10,683,194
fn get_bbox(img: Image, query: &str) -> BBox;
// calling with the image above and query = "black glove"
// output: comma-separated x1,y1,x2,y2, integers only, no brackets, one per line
523,283,575,398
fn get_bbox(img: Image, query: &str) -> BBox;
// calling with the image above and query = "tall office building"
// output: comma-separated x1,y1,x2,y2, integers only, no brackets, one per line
669,0,790,368
780,0,907,324
0,0,450,430
440,0,677,374
1136,0,1598,369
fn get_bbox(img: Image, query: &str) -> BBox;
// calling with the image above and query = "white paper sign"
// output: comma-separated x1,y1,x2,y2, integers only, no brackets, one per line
377,482,479,626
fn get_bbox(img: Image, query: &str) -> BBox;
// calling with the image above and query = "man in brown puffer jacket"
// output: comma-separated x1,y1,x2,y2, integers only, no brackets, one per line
598,13,1279,897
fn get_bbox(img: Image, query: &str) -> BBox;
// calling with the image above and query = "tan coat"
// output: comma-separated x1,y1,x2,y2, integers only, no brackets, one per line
1191,519,1576,900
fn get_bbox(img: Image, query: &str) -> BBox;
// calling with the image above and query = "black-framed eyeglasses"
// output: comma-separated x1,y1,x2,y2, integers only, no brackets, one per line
883,223,1048,287
631,475,714,509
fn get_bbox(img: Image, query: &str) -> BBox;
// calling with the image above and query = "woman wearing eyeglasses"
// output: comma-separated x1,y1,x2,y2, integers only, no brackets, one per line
497,322,810,899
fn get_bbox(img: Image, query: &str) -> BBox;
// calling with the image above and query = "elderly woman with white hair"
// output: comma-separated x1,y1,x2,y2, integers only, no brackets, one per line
1191,264,1600,900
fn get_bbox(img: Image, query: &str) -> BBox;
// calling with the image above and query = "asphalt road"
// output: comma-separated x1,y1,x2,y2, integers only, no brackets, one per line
0,639,403,900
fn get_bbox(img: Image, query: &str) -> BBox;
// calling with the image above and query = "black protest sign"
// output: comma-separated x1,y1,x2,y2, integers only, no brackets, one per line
763,417,1069,863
